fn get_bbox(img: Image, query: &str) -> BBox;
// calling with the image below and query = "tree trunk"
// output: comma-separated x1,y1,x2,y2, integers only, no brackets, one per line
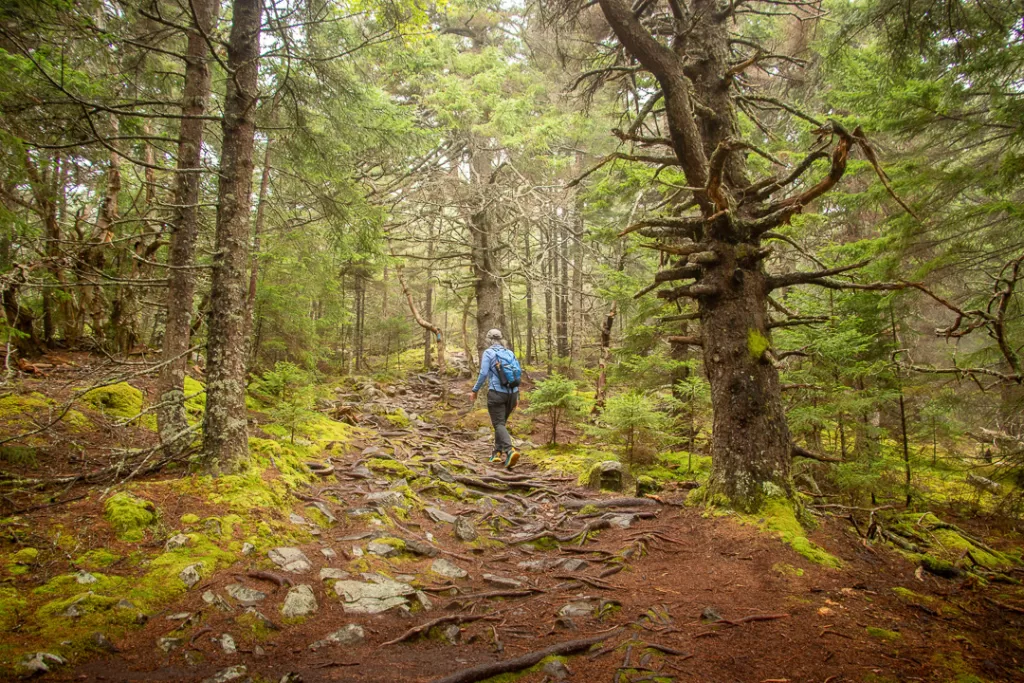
524,225,534,364
556,220,569,359
544,224,553,372
202,0,262,474
700,264,792,509
571,200,584,363
156,0,215,456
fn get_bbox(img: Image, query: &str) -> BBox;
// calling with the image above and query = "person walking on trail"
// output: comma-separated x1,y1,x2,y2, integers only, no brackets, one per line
470,328,522,469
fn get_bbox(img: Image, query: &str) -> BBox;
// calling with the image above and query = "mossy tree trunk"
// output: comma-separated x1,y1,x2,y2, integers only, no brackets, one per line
202,0,262,474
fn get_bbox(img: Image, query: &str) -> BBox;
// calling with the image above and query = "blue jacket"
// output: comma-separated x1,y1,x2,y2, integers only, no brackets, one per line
473,344,519,393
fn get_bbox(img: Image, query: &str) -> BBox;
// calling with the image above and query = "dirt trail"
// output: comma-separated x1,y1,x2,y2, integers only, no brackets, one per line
4,368,1021,683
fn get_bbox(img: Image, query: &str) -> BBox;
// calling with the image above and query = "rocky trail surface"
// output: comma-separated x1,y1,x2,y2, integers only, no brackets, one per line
3,367,1021,683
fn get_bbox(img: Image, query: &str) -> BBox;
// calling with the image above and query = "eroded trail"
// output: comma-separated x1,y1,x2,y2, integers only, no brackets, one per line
33,375,1022,683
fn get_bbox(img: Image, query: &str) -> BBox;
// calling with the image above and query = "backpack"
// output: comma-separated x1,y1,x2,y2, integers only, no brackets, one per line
491,347,522,390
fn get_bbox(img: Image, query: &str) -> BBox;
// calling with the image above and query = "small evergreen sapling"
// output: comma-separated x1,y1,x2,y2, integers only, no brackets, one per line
250,362,317,443
526,374,586,445
598,390,668,468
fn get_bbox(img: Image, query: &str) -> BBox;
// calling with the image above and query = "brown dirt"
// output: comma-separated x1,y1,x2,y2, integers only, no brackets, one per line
2,362,1022,683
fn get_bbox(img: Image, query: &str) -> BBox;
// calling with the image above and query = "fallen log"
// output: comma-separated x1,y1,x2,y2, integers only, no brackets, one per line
562,497,659,510
430,631,618,683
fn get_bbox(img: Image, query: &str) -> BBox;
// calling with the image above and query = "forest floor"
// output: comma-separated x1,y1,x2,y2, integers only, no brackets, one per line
1,355,1023,682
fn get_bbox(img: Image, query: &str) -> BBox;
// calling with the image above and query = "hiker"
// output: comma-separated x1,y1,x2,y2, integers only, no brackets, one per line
470,328,522,468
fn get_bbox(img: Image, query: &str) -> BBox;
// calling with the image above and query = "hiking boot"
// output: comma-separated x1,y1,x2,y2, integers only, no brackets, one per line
504,448,520,469
489,450,503,463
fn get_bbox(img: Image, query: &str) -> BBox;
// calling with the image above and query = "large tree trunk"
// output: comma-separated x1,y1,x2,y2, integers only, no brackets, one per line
202,0,262,474
157,0,215,456
524,225,534,364
700,261,792,508
469,144,502,356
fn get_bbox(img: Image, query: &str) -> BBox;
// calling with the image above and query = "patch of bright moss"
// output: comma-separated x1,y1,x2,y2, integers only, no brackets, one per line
365,458,418,480
475,655,571,682
181,513,200,525
129,534,235,610
892,586,959,615
183,376,206,420
249,437,314,490
755,499,842,568
865,626,901,641
104,492,157,541
747,329,770,361
0,392,52,428
64,409,92,431
74,549,120,571
12,547,38,565
81,382,144,419
929,528,1013,570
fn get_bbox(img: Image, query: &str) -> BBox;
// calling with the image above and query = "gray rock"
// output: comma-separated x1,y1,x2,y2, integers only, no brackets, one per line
560,559,588,572
279,674,301,683
543,659,572,680
389,478,409,490
454,517,478,542
365,491,405,507
157,637,183,652
414,591,434,610
404,538,439,557
75,570,98,585
289,512,307,525
201,665,247,683
431,558,468,579
585,460,632,492
19,652,66,675
242,607,277,631
309,624,365,650
179,563,203,588
281,585,318,618
426,506,458,524
309,502,336,524
226,583,267,606
558,600,598,618
607,514,636,529
701,606,722,622
334,579,415,614
165,533,190,551
241,542,256,555
319,567,349,581
268,547,312,573
517,558,561,572
90,632,118,653
204,518,223,536
361,445,384,457
166,612,192,621
320,547,337,559
203,591,234,612
442,624,461,644
482,574,522,589
347,507,378,517
367,541,399,557
220,633,236,654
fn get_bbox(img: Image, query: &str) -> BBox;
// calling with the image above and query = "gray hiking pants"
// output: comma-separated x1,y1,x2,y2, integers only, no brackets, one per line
486,389,518,454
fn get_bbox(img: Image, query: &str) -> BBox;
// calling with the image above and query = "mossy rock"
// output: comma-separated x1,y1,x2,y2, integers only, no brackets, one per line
586,460,633,493
104,492,157,541
635,475,661,496
0,392,52,428
12,547,39,565
82,383,144,419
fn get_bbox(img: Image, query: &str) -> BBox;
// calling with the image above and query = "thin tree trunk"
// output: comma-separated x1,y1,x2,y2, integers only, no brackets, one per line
524,225,534,364
557,220,569,359
571,199,584,363
157,0,215,456
202,0,262,474
544,224,553,373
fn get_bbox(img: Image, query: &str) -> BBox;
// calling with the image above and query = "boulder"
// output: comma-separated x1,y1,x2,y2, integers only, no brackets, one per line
586,461,633,493
334,579,415,614
165,533,190,551
309,624,365,650
454,517,478,542
268,547,312,573
179,563,203,588
430,558,468,579
226,583,267,606
281,585,318,618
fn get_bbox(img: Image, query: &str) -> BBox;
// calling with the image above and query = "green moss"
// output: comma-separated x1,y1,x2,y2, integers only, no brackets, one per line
12,547,38,565
477,656,571,682
919,554,961,578
754,499,842,568
104,492,157,541
74,549,120,570
747,329,770,361
35,591,121,620
235,609,274,641
181,513,200,525
578,504,600,515
772,563,804,576
0,445,37,465
930,529,1013,570
129,534,235,610
892,587,959,615
365,458,418,480
385,409,412,429
81,382,144,419
183,376,206,420
0,392,52,428
64,409,92,431
0,586,26,630
865,626,901,641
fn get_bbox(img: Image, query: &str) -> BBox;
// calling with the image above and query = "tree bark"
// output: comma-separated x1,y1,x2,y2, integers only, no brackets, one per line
469,145,502,355
556,219,569,359
202,0,262,474
157,0,215,456
524,225,534,364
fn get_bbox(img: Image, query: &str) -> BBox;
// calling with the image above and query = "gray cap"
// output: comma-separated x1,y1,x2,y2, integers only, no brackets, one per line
485,328,504,342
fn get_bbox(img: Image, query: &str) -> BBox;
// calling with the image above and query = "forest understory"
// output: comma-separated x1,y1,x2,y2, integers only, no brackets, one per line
0,353,1022,683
